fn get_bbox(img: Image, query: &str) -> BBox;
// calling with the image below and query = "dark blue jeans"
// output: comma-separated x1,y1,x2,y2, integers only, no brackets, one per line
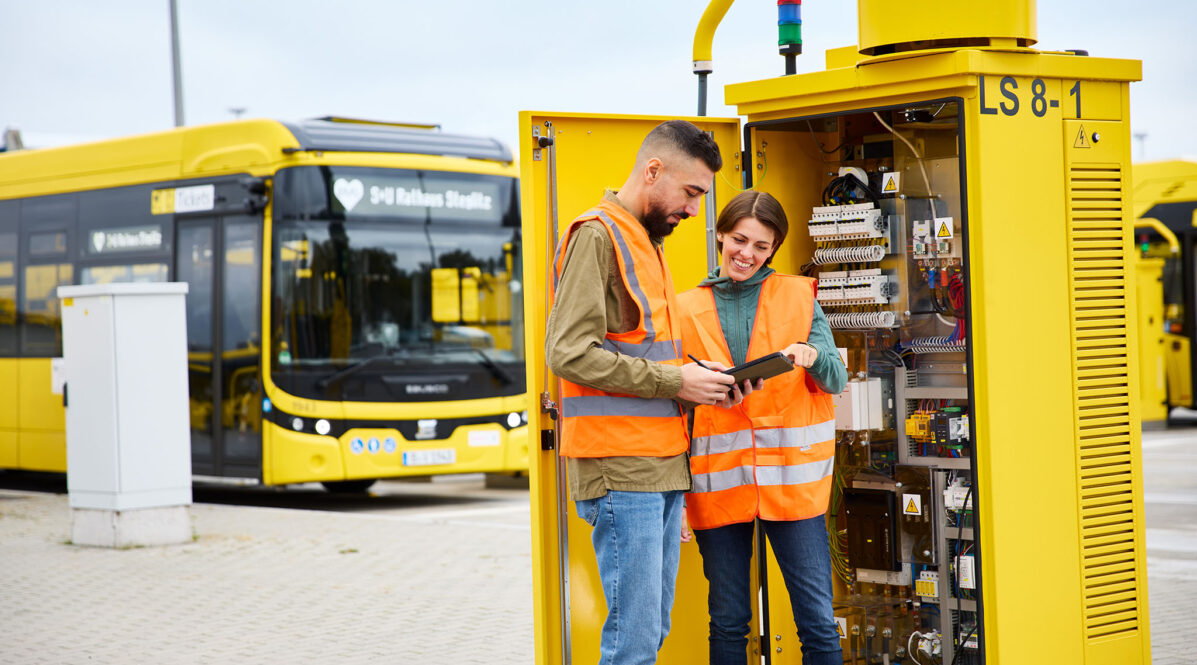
694,516,841,665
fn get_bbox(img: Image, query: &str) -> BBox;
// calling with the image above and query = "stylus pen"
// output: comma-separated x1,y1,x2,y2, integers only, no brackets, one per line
687,354,714,371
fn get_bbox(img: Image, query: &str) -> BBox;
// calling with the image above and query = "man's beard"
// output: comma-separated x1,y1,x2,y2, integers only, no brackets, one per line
642,202,684,240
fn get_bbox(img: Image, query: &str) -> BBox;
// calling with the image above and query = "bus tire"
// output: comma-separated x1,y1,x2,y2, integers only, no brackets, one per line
320,479,377,493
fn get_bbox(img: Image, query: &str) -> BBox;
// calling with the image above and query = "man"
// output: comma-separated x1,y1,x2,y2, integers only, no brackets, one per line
546,120,745,665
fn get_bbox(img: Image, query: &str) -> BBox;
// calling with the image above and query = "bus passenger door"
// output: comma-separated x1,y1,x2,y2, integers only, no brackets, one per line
176,215,263,479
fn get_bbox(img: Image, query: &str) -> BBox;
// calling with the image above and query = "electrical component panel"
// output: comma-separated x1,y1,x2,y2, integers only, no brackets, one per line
780,102,978,664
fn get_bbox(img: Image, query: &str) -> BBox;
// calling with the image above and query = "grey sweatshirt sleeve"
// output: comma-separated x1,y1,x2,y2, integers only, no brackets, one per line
806,301,847,394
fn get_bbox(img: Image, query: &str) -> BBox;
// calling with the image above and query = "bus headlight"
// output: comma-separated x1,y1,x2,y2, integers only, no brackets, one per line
507,412,521,428
315,419,331,436
291,417,304,431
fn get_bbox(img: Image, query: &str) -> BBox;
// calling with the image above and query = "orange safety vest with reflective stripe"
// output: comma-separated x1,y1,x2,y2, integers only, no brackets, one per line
552,198,688,458
679,274,836,529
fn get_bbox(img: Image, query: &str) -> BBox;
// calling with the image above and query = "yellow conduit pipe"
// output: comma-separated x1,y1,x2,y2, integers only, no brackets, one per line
1135,217,1179,255
692,0,734,115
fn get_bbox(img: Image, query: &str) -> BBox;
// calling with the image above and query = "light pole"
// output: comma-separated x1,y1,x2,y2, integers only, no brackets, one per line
170,0,184,127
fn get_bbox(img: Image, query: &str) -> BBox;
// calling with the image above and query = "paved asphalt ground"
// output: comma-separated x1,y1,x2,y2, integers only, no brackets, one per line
1,428,1193,664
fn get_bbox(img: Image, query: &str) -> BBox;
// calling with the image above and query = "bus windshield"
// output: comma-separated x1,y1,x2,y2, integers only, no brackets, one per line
270,166,524,402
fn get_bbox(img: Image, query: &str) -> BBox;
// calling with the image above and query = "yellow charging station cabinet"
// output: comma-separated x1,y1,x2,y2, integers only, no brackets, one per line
1132,160,1197,416
522,2,1149,664
1133,256,1168,424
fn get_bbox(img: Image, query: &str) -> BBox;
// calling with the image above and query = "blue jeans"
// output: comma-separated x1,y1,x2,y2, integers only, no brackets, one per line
694,516,841,665
575,490,685,665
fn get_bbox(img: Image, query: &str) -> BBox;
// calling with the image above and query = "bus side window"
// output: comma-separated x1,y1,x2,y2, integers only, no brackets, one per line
0,200,16,355
19,196,76,358
21,260,73,357
223,220,261,351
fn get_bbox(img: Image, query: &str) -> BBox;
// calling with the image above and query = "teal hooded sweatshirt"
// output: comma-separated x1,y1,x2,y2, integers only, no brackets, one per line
697,266,846,394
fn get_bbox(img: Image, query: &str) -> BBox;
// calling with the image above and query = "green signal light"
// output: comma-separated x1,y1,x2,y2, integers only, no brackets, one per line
1141,242,1149,252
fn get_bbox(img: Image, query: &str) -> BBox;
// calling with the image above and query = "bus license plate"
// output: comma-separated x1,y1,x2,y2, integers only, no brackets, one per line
403,449,456,466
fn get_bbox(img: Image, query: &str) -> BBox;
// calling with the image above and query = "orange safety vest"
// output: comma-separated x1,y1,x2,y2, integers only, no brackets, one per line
679,274,836,529
551,198,688,458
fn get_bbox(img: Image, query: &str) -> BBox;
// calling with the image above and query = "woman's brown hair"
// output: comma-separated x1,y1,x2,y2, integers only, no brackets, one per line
715,191,789,265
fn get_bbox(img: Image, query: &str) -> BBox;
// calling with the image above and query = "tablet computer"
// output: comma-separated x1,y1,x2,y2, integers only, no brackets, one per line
724,351,795,384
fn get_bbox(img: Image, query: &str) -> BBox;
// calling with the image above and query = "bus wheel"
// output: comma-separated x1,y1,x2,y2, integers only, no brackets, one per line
321,479,377,493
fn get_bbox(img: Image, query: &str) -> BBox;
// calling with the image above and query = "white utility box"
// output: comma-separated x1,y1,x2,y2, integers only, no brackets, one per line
58,282,192,547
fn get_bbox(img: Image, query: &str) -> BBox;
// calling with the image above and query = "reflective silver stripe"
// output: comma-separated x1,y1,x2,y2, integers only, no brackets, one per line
753,420,837,449
597,211,656,336
601,338,683,362
692,429,754,457
691,465,756,494
691,456,835,494
756,457,835,487
692,420,836,456
562,395,680,418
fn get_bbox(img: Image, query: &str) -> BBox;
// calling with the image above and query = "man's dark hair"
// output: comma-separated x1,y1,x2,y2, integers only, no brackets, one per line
640,120,722,173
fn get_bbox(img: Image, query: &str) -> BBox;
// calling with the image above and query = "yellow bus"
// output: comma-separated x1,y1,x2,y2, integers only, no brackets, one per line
0,117,528,491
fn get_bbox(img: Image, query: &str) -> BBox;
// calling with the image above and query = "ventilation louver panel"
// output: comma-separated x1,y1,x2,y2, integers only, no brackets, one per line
1067,165,1142,640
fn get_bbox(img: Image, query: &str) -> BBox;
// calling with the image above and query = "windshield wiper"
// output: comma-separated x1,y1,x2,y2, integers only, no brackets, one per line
315,356,388,391
315,350,410,390
474,349,515,385
315,348,513,390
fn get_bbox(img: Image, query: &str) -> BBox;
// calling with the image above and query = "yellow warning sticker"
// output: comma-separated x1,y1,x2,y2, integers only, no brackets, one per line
934,217,954,239
1074,125,1090,149
835,617,848,640
881,172,900,194
903,493,922,516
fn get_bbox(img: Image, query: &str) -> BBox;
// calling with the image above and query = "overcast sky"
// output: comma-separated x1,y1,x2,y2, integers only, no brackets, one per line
1,1,1193,162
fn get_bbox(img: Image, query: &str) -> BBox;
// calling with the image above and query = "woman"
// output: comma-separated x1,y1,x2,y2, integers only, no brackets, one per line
679,190,847,665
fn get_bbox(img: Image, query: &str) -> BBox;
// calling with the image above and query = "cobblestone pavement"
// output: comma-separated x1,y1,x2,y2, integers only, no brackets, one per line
0,476,534,665
1143,429,1197,665
1,429,1193,664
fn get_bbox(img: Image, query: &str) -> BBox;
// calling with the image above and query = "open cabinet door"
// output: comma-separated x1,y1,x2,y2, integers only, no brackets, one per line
519,111,740,665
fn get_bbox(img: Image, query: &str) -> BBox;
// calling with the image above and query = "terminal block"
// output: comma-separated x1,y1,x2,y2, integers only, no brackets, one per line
817,269,895,307
808,203,887,241
912,216,959,259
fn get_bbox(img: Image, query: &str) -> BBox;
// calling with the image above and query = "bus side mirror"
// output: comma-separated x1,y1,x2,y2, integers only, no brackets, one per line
240,177,271,213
